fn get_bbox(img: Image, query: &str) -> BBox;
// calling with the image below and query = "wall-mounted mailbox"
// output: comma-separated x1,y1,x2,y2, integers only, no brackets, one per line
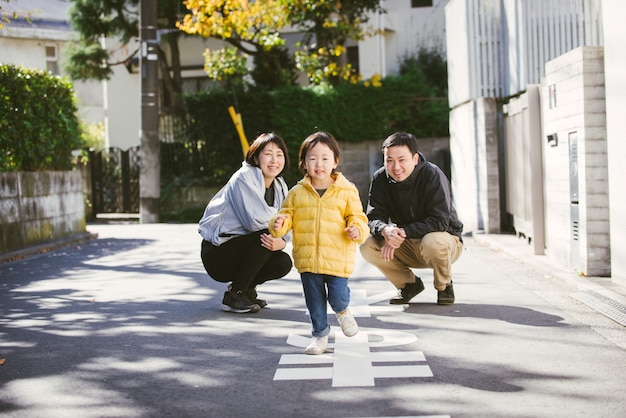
547,133,558,147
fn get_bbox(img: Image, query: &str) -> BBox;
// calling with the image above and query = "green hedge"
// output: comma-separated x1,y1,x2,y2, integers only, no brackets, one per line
0,64,81,172
182,67,449,186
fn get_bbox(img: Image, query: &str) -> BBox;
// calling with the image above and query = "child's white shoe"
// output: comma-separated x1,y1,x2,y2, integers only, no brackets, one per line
336,308,358,337
304,335,328,355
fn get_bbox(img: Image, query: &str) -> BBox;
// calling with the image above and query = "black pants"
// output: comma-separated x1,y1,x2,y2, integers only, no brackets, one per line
201,230,292,292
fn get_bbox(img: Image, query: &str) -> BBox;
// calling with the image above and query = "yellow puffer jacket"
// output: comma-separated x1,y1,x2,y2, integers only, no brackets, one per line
270,173,369,278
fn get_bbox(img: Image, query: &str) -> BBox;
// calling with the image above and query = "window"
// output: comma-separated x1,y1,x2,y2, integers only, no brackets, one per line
347,46,360,74
45,45,59,75
412,0,433,7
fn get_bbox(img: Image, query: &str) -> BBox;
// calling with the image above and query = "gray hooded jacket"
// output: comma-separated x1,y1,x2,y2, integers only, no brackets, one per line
198,162,289,245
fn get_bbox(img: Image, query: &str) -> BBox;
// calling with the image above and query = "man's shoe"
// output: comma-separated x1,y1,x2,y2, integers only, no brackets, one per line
389,276,425,304
304,335,328,355
336,308,358,337
245,288,268,308
437,282,455,305
221,290,261,313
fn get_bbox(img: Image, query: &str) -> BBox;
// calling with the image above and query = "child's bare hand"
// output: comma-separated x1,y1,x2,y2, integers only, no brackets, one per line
273,215,286,231
344,226,361,240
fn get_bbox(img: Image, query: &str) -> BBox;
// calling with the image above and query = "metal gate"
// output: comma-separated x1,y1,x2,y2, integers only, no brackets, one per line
502,85,545,255
89,147,140,216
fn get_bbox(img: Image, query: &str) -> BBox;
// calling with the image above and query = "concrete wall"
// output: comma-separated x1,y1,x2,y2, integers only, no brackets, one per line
161,138,451,219
541,46,610,276
339,138,451,209
0,171,86,254
603,0,626,286
450,98,501,234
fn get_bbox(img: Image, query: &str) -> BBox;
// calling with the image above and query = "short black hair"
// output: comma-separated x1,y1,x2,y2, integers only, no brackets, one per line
382,132,419,155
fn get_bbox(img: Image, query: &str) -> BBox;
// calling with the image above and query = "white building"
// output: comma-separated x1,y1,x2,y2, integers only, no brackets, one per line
0,0,104,125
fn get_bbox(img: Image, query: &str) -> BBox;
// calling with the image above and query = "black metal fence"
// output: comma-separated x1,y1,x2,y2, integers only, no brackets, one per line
89,147,140,214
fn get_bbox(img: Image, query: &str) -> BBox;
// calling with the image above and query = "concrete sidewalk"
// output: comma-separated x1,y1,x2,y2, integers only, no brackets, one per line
472,232,626,328
1,223,624,417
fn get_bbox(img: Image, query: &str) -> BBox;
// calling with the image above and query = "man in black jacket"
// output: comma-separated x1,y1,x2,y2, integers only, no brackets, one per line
360,132,464,305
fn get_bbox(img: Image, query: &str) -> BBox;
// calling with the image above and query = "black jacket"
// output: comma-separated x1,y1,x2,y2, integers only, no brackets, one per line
366,152,463,240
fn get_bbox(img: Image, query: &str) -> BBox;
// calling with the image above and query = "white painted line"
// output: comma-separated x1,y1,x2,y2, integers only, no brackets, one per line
279,354,333,365
274,367,332,380
333,332,374,387
372,365,433,378
370,351,426,362
275,328,433,387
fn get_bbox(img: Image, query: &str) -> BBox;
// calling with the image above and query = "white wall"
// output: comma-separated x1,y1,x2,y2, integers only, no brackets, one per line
602,0,626,285
104,37,141,150
359,0,448,80
449,98,500,234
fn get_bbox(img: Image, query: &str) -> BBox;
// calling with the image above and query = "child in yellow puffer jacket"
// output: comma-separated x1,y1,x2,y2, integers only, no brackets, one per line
270,131,369,355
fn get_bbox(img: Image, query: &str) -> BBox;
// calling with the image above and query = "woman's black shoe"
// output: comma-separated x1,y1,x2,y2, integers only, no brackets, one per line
221,290,261,313
245,288,268,308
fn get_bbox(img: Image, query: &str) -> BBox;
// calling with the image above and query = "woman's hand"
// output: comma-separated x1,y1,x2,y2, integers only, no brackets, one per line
260,233,286,251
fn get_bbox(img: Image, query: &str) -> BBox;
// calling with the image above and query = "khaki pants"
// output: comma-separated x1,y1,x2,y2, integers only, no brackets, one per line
360,232,464,291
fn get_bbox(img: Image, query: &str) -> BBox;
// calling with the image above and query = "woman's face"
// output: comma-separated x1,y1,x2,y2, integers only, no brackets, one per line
257,142,285,184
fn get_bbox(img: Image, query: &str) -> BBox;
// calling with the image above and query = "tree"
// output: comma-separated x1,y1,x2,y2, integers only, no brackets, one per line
281,0,383,86
64,0,187,114
178,0,383,87
177,0,295,89
0,0,33,29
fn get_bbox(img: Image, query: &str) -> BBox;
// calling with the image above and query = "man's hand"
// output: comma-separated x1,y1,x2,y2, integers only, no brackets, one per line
380,226,406,261
381,243,396,261
260,233,285,251
383,225,406,248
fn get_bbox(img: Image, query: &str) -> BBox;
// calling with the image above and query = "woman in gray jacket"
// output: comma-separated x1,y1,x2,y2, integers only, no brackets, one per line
198,133,292,313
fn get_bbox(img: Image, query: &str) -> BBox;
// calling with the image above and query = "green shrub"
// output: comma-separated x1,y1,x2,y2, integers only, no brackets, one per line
0,64,81,172
160,49,450,197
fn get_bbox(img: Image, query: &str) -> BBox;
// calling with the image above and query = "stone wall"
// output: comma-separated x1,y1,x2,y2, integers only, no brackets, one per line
0,171,86,254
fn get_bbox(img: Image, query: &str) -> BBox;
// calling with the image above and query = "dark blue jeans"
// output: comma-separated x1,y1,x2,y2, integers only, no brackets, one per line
300,272,350,337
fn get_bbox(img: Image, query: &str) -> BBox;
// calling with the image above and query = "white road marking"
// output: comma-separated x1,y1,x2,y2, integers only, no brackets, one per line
274,328,433,387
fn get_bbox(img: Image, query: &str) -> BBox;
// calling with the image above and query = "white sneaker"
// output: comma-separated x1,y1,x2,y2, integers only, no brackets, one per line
304,335,328,355
336,308,358,337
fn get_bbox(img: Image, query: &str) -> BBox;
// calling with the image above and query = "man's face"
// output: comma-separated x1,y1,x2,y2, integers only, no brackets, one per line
384,145,418,183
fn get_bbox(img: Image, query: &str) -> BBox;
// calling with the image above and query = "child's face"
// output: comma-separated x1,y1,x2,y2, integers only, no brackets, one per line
304,142,338,187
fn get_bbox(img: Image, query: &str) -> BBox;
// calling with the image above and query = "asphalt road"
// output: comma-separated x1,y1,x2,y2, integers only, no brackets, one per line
1,223,624,418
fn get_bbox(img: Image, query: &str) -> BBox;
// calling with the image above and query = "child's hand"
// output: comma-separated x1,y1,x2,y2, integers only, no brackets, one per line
273,215,286,231
344,225,361,241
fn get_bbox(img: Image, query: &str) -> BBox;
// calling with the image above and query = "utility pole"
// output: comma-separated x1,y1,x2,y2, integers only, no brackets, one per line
139,0,160,223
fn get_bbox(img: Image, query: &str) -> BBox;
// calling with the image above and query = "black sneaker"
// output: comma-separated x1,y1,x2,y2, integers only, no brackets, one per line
245,288,268,308
221,290,261,313
389,276,425,304
437,282,455,305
